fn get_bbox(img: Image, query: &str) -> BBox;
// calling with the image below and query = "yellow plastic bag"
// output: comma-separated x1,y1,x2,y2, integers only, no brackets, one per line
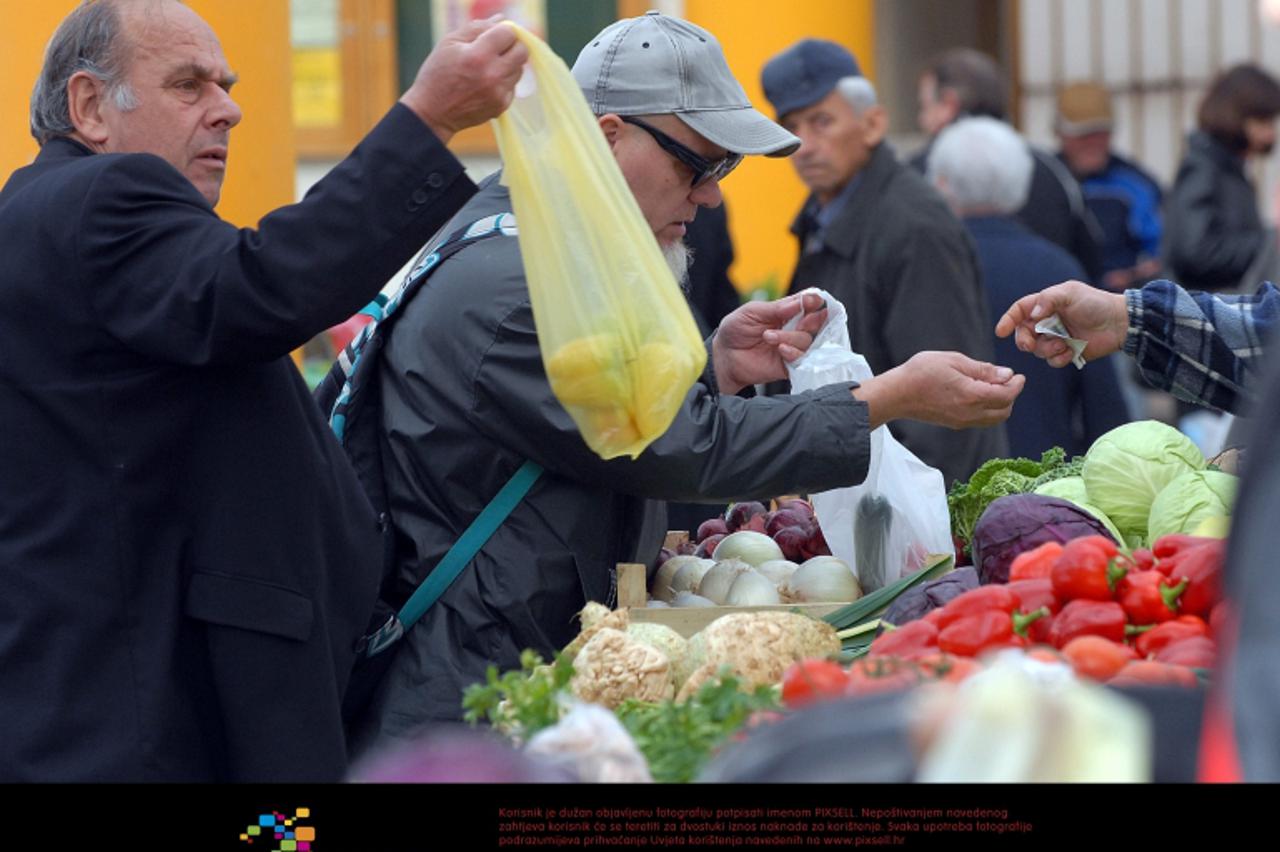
492,23,708,460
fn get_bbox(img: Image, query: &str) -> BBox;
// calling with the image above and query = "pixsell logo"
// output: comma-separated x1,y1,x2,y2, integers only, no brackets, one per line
239,808,316,850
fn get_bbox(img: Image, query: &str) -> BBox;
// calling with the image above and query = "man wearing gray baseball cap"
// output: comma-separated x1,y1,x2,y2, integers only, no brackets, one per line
342,13,1023,752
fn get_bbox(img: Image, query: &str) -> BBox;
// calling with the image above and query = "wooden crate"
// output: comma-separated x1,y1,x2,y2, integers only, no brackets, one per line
615,560,846,638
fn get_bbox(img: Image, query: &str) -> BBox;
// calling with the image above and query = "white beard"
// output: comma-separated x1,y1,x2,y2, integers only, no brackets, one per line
661,240,693,290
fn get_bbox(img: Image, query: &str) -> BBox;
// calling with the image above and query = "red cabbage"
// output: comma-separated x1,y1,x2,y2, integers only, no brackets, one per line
971,493,1117,584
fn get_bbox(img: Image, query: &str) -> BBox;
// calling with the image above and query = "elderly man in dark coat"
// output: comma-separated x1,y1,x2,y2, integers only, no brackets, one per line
0,0,524,781
761,40,1008,487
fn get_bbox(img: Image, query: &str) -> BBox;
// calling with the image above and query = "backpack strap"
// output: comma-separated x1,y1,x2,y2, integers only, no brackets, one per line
356,457,543,657
317,211,519,441
313,212,542,659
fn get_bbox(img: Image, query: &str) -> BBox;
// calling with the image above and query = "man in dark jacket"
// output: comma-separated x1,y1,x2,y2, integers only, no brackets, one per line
912,48,1104,283
1164,64,1280,293
760,39,1008,487
350,13,1024,752
1055,82,1164,292
0,0,524,781
929,117,1130,458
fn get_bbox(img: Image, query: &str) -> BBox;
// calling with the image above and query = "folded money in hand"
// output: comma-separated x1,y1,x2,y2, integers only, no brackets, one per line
1033,315,1088,369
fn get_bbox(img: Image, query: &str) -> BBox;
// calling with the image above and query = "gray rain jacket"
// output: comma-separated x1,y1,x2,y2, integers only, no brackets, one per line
349,177,874,753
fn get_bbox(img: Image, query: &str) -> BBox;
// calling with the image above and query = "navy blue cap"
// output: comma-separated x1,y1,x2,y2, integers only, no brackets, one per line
761,39,862,119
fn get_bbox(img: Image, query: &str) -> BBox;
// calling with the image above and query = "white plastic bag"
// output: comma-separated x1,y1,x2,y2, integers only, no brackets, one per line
784,288,952,591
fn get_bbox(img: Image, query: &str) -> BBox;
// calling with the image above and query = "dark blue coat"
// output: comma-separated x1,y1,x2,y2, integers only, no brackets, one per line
965,215,1130,458
0,104,474,781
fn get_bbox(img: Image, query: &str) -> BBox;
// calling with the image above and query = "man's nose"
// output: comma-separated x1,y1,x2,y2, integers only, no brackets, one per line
690,176,724,209
210,86,243,131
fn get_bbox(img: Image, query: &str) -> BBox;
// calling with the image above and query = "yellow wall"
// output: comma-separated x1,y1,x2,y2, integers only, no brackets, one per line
683,0,876,298
0,0,294,228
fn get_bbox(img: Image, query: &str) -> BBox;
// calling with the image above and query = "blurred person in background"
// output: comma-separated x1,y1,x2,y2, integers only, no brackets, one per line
1163,63,1280,294
1055,82,1164,292
930,116,1129,458
912,48,1104,283
761,39,1007,487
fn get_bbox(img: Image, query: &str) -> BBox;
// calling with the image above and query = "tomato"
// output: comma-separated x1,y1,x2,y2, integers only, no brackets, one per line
844,656,921,696
780,659,848,708
1062,635,1137,681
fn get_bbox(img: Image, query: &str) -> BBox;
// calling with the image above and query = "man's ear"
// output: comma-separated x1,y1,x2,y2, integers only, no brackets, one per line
862,104,889,148
598,113,625,151
67,71,110,145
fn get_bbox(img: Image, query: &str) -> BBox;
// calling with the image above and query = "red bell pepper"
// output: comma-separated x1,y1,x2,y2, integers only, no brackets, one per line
1007,578,1059,644
1159,539,1224,617
933,585,1017,630
1116,570,1186,625
1119,547,1157,572
1047,599,1134,648
1134,615,1211,658
1155,636,1216,669
1210,600,1232,637
1050,536,1126,602
938,607,1047,657
869,619,939,660
1009,541,1064,581
1007,578,1059,613
1151,534,1219,562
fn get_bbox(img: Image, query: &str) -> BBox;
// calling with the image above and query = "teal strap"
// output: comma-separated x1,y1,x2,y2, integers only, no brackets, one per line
396,459,543,631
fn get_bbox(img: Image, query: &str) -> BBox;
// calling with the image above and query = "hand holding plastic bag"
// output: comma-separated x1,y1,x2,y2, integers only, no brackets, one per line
783,288,953,591
491,24,707,459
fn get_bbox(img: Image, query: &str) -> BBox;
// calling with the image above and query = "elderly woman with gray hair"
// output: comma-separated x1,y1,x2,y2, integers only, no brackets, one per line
928,117,1130,458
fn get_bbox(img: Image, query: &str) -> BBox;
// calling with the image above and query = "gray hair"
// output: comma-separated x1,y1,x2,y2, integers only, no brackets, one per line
30,0,140,145
927,116,1032,214
836,76,878,114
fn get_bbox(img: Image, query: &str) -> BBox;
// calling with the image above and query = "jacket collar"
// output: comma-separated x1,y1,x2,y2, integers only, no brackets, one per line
790,141,898,259
36,135,95,163
1188,130,1246,177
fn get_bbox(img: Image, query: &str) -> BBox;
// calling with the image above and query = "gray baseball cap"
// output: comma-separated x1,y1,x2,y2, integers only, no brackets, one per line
571,11,800,157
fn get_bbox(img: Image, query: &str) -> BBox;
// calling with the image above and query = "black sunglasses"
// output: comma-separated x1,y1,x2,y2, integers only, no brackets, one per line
621,116,743,188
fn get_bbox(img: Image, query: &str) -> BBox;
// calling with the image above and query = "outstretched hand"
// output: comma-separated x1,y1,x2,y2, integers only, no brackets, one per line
995,280,1128,368
856,351,1025,430
711,291,829,394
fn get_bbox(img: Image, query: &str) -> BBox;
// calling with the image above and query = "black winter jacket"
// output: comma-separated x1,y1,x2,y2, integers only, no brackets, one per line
1163,131,1267,292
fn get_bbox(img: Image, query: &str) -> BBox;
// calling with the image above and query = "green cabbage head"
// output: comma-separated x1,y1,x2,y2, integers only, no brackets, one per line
1147,469,1237,543
1083,421,1206,541
1032,477,1126,545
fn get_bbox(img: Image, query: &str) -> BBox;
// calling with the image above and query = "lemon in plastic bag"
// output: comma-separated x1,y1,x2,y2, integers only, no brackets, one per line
492,23,707,460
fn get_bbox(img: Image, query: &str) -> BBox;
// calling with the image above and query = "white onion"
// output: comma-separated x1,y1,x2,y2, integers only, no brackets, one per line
785,556,862,603
711,531,784,567
651,555,709,602
671,592,717,608
755,559,799,588
696,558,754,604
724,570,782,606
669,558,716,596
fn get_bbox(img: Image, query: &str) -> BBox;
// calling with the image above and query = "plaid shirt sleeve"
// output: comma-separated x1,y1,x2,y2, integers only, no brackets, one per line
1122,279,1279,413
